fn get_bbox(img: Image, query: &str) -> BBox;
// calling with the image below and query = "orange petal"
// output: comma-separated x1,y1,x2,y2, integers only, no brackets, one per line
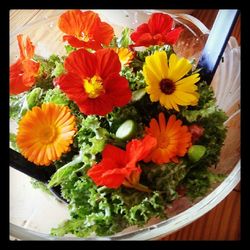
58,10,100,38
17,34,25,60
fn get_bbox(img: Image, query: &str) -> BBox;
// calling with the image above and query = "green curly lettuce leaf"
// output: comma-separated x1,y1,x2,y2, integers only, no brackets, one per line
51,174,165,237
141,161,188,202
43,86,70,105
183,166,226,199
75,115,109,165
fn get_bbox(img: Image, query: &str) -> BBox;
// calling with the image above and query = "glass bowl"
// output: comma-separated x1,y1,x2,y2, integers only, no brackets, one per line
9,10,240,240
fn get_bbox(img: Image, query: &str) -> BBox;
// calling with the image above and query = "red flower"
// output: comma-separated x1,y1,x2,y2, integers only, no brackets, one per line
130,13,183,47
58,10,114,50
10,35,40,95
55,48,132,116
87,135,157,191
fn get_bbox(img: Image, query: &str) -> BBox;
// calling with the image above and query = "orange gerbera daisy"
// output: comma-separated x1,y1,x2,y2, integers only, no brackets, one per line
10,34,40,95
112,47,134,67
16,103,77,166
144,112,192,164
58,10,114,50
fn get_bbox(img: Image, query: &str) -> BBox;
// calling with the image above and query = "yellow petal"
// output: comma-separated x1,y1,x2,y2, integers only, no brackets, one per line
144,51,168,81
168,53,192,82
174,90,199,104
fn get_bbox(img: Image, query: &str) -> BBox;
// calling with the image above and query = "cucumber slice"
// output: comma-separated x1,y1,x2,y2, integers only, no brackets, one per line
115,120,137,141
132,88,146,102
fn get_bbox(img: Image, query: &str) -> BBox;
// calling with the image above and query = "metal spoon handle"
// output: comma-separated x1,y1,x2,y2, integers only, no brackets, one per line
197,9,239,84
9,148,55,183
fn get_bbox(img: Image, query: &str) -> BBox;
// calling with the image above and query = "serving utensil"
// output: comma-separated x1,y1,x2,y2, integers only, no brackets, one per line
197,9,239,85
10,148,68,204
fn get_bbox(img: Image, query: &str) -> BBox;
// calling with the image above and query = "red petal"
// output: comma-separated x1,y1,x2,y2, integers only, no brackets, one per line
130,23,150,42
63,35,87,48
96,48,121,79
56,72,88,104
94,21,114,46
22,60,40,86
126,135,157,164
163,27,183,45
77,95,113,116
148,13,173,35
103,74,132,107
63,35,103,50
64,48,96,78
87,158,125,188
10,60,29,95
102,144,127,166
80,11,100,36
131,33,154,47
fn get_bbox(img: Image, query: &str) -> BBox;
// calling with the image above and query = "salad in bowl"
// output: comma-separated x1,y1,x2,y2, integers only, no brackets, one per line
9,10,239,240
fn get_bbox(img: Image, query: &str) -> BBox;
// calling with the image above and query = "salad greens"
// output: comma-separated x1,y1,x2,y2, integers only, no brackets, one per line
10,11,228,238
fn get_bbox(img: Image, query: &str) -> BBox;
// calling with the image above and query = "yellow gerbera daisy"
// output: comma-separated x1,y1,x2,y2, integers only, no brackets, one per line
113,47,134,67
16,103,77,166
143,51,200,111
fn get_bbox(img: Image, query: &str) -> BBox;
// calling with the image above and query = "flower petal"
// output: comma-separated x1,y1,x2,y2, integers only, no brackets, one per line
93,21,114,46
148,13,173,35
96,48,121,79
168,53,192,82
102,144,127,166
87,158,126,188
58,10,93,37
56,72,88,104
126,135,157,164
163,27,183,45
130,23,150,42
64,48,97,78
103,73,131,107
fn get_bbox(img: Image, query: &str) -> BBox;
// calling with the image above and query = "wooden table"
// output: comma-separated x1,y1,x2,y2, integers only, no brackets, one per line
9,9,240,241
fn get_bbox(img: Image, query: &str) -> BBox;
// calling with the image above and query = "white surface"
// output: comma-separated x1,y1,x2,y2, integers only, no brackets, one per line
10,167,70,234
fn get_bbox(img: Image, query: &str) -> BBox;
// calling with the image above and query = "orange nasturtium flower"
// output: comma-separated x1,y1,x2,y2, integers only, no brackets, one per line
16,103,77,166
112,47,134,67
58,10,114,50
55,48,132,116
144,113,192,164
130,13,183,47
87,135,157,192
10,34,40,95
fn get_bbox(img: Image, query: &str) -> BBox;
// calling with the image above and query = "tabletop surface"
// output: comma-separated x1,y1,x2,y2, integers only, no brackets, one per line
9,9,241,241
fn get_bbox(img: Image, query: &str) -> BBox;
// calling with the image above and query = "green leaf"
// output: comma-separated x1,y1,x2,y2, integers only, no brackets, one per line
26,87,43,109
48,154,83,188
10,133,18,151
52,61,65,77
117,27,133,48
43,86,70,105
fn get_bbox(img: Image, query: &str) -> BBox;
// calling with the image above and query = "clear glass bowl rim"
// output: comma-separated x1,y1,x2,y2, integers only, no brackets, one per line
9,10,240,240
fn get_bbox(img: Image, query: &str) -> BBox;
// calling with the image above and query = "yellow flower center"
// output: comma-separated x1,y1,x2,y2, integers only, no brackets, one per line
39,126,58,144
83,75,105,99
159,79,176,95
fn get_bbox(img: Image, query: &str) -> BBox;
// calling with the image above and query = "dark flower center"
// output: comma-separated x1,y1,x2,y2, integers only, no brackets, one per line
160,79,175,95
